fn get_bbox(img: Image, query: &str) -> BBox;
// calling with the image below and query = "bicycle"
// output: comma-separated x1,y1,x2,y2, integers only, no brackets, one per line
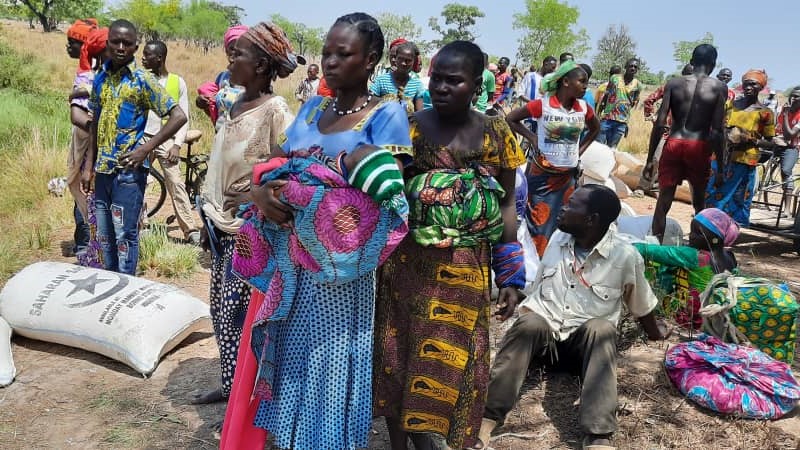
750,147,800,253
144,129,207,219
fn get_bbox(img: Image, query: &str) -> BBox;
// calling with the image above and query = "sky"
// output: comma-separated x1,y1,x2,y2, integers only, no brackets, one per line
227,0,800,90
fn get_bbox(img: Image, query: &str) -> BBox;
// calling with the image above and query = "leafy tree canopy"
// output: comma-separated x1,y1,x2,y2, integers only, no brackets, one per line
428,3,485,46
513,0,589,66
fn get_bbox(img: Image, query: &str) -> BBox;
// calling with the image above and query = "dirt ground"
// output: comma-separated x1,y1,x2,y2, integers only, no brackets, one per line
0,196,798,450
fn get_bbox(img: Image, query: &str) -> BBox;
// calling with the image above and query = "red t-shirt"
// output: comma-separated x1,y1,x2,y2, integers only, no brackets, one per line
775,107,800,147
317,76,335,97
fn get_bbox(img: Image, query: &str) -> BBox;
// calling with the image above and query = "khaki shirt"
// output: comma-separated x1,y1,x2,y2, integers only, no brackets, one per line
520,226,658,341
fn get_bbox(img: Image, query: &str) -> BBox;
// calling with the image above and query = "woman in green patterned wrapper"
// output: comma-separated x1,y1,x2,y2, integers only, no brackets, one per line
373,40,526,450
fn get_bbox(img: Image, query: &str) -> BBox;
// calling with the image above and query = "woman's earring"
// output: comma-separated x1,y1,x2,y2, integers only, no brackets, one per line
712,238,719,244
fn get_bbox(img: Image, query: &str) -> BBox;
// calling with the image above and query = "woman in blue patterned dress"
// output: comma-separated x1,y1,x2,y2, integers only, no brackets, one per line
248,13,412,450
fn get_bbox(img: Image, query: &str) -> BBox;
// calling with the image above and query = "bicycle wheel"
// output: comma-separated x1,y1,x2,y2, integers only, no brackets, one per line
185,155,208,203
144,167,167,218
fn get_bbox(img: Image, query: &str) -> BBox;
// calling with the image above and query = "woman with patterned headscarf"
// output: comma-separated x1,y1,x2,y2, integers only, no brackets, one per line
706,69,775,226
505,61,600,256
195,22,297,409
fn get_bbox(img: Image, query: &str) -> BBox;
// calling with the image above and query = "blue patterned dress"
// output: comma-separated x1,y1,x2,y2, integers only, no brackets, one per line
252,96,411,449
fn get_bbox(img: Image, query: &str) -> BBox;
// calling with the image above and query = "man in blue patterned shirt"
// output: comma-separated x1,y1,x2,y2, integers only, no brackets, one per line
82,19,187,275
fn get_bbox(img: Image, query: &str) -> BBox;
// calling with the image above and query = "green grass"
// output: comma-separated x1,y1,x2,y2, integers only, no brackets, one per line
138,223,200,278
0,43,73,282
0,90,70,156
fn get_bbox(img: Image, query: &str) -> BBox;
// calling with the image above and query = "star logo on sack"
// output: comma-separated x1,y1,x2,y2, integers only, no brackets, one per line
66,273,112,297
64,271,130,308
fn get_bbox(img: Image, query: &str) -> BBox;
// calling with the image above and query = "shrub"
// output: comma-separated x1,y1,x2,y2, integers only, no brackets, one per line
138,223,199,278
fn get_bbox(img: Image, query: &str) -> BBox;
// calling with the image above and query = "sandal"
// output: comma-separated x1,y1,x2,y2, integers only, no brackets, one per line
582,434,616,450
468,418,497,449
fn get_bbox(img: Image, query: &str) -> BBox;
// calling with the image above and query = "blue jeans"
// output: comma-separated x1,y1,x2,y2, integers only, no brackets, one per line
776,146,799,193
596,120,628,148
73,202,89,252
94,168,147,275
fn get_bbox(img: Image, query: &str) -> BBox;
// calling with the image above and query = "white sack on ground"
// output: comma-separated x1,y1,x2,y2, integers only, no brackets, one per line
616,215,684,246
580,141,616,181
0,262,211,375
613,150,644,172
0,316,15,387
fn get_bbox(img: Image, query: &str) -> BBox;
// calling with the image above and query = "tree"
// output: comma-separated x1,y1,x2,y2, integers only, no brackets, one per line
206,1,244,26
177,0,229,51
592,24,637,81
672,32,714,70
428,3,484,46
376,12,428,57
7,0,102,31
270,14,324,57
513,0,589,66
110,0,181,41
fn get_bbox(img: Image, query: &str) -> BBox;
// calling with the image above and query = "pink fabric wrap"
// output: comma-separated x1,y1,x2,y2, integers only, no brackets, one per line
695,207,740,246
224,25,249,50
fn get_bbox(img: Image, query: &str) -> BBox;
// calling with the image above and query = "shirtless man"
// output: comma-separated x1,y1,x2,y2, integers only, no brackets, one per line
647,44,728,242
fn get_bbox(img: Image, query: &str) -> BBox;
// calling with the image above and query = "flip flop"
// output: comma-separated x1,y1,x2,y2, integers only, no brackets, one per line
467,418,497,449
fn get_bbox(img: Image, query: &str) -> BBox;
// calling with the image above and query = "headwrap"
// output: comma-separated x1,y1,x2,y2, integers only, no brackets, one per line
390,38,421,73
67,18,98,43
694,208,740,247
742,69,768,88
224,25,249,50
389,38,408,49
78,27,108,73
240,22,299,79
540,60,579,95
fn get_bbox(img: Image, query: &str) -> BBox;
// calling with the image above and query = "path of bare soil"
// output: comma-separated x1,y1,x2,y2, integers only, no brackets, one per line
0,197,798,450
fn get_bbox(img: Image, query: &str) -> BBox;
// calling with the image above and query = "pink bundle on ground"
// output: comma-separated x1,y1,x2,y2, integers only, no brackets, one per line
665,334,800,419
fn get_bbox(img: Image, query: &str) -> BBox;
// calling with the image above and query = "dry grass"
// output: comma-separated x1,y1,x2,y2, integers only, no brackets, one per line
0,126,73,281
618,101,652,155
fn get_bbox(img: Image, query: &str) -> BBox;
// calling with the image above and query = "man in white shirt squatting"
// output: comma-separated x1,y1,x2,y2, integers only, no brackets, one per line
476,184,669,450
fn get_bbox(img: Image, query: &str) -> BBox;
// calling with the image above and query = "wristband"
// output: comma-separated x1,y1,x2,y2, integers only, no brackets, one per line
492,241,526,290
